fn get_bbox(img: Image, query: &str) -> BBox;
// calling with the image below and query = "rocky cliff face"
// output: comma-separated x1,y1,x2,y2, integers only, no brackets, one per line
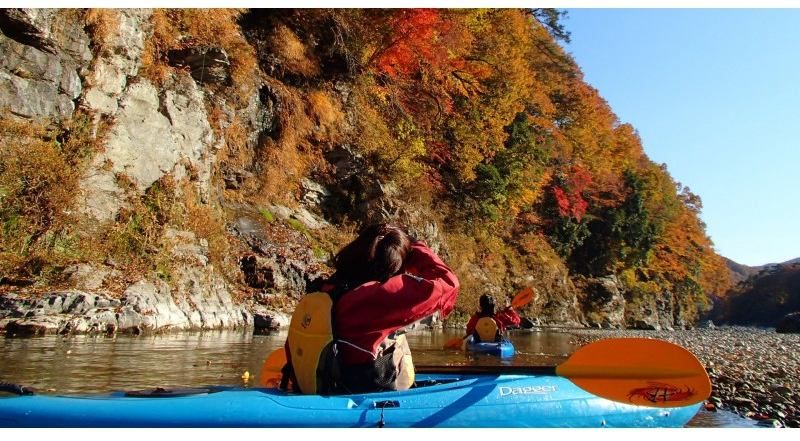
0,9,272,335
0,9,89,119
0,9,700,335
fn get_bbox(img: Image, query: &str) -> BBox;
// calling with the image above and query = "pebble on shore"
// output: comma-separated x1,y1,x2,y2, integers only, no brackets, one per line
569,326,800,428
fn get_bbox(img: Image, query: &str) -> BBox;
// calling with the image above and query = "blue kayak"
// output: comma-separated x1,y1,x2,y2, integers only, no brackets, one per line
465,336,515,358
0,373,700,427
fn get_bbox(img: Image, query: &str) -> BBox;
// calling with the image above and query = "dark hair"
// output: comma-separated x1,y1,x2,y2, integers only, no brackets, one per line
479,294,495,317
330,223,412,291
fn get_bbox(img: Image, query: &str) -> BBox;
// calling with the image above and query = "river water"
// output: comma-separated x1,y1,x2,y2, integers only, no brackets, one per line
0,329,756,428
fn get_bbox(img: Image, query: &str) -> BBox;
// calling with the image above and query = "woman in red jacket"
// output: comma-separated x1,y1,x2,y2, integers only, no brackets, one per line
282,223,460,395
466,294,520,342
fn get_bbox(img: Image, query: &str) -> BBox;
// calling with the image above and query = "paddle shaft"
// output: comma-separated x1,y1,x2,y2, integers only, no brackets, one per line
416,364,700,379
416,365,556,376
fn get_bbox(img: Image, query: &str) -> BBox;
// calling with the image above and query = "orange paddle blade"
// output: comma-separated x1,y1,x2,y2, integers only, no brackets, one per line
258,348,287,387
511,287,536,309
556,338,711,408
443,336,466,350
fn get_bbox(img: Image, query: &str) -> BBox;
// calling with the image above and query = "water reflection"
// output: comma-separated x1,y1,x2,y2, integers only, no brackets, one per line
0,328,575,394
0,331,273,394
0,328,755,428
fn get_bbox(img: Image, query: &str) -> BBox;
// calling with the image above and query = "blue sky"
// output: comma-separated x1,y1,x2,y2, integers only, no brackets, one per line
561,9,800,267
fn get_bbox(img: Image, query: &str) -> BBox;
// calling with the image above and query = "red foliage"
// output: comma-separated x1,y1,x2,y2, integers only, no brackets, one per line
375,9,449,78
553,164,592,220
553,187,570,215
427,140,452,165
370,10,483,120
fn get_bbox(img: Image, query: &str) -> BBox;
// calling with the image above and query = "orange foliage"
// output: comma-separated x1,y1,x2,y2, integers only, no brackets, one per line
306,90,345,143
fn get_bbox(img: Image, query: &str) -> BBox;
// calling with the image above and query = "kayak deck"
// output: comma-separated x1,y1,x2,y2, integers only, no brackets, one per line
0,373,700,428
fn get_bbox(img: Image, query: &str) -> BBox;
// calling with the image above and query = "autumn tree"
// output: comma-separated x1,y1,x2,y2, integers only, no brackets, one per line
252,8,734,322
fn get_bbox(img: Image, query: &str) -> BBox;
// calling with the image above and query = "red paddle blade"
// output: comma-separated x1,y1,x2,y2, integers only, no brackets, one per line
511,287,536,309
258,349,287,387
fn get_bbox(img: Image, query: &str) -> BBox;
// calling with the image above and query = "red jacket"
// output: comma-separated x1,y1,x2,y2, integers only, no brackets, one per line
330,241,460,364
466,307,521,336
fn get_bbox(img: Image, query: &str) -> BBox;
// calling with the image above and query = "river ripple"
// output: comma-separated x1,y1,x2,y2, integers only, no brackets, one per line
0,329,753,427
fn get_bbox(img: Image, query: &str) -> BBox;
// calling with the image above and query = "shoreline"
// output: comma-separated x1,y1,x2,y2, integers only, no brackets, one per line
560,326,800,428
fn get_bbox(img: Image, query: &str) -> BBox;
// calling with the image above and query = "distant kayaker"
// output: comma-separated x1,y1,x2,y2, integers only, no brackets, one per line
465,294,521,342
279,223,460,395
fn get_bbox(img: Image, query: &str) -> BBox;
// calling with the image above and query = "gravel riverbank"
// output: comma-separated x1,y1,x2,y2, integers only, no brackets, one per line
566,326,800,428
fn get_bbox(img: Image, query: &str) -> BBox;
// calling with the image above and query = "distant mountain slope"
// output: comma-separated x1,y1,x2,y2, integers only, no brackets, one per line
724,257,761,286
723,256,800,286
712,261,800,326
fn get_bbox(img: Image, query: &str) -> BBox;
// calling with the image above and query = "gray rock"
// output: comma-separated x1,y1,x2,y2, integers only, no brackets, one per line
79,74,215,221
223,169,254,190
230,207,329,297
5,317,60,336
0,33,80,118
292,208,330,230
776,312,800,333
301,178,331,206
1,251,252,336
103,81,181,191
64,264,117,291
76,157,127,222
324,144,365,181
82,9,150,116
0,9,92,64
167,47,231,85
0,9,59,54
578,275,626,328
0,9,93,119
253,309,291,332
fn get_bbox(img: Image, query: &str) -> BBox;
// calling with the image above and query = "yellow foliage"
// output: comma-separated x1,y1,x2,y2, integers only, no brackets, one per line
270,24,320,78
352,86,393,156
181,9,258,100
217,112,251,173
306,89,345,142
350,80,428,189
0,111,104,284
83,9,120,55
441,232,482,310
181,181,230,275
104,175,177,268
140,9,180,85
255,83,322,205
443,228,524,314
0,115,73,250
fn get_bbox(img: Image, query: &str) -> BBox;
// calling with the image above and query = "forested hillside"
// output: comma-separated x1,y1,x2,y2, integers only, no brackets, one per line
0,9,733,332
711,262,800,327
